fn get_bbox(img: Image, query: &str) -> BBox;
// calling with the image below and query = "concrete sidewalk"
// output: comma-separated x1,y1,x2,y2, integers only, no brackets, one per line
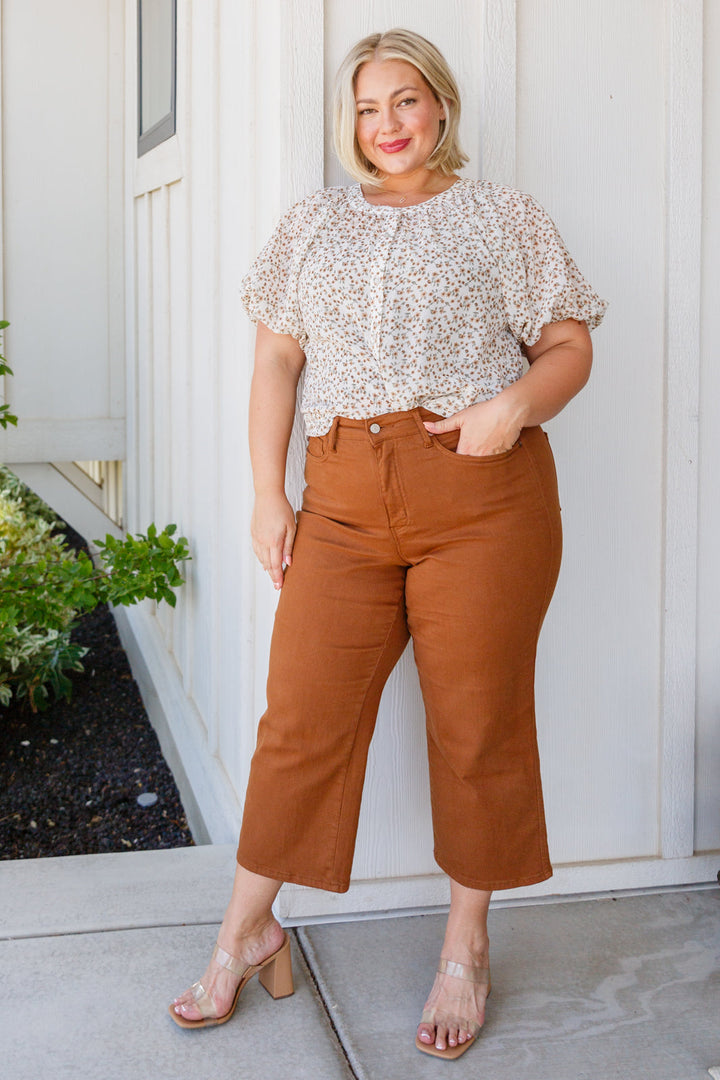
1,846,718,1080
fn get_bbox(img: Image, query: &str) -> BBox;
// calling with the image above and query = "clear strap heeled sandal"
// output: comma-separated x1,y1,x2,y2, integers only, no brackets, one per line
169,931,294,1029
415,957,491,1059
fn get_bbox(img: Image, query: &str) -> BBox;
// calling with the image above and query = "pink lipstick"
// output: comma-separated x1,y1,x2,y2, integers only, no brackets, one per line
378,139,411,153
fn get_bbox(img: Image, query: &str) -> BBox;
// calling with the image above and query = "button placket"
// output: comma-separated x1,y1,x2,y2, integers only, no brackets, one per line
366,215,397,361
374,214,402,403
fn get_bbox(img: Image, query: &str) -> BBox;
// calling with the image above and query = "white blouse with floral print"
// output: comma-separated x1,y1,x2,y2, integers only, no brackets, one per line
240,178,608,437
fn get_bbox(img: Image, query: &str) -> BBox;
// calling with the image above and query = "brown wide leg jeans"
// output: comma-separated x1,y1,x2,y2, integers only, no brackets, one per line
236,408,562,893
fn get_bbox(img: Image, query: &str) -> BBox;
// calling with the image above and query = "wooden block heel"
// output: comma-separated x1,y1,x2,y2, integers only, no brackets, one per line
258,934,294,998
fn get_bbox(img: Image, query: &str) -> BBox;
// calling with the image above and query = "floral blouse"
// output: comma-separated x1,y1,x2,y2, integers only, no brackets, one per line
240,178,607,436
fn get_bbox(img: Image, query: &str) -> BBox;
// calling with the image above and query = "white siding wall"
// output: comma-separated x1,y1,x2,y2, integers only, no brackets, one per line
0,0,125,464
117,0,719,918
517,0,667,863
696,0,720,852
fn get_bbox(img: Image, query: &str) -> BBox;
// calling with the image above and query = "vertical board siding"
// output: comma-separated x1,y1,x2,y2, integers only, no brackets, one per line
169,0,194,694
659,0,703,859
151,182,173,643
516,0,665,862
481,0,516,185
186,0,220,746
167,179,193,690
134,193,155,534
108,0,127,422
123,0,139,534
695,0,720,852
215,0,258,793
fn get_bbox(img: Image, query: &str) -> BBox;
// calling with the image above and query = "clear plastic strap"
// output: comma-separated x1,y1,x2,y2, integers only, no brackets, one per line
190,980,219,1019
212,942,251,978
437,958,490,984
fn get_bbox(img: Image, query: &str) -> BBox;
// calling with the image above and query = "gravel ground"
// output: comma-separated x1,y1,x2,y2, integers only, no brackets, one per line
0,528,194,860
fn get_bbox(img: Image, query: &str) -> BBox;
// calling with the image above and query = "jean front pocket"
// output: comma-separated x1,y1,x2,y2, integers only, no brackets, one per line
305,434,330,462
430,428,523,464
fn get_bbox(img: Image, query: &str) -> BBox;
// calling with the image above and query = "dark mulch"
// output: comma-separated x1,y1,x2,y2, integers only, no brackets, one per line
0,524,194,860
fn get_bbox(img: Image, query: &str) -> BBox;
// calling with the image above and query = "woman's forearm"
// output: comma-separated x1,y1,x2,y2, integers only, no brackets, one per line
496,336,593,429
248,323,306,589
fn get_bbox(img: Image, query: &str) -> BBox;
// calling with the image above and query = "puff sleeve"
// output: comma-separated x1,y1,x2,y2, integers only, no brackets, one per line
489,189,608,348
239,200,311,349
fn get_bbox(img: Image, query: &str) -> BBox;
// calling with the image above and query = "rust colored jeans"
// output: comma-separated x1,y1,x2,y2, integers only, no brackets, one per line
236,408,562,892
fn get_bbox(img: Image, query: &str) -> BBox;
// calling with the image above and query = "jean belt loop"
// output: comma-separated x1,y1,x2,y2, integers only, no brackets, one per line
412,408,434,448
327,416,340,453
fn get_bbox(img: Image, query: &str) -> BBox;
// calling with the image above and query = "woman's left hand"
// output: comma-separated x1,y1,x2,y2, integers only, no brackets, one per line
423,397,525,457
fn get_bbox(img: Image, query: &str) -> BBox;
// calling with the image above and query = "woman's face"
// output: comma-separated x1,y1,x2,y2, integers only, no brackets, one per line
354,58,445,180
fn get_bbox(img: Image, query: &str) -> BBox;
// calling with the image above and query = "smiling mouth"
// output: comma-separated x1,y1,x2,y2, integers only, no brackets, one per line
378,139,411,153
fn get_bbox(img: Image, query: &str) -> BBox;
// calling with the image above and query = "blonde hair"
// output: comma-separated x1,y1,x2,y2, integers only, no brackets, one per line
333,28,469,185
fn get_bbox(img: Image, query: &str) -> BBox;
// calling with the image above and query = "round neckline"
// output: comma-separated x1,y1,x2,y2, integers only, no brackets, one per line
351,176,467,211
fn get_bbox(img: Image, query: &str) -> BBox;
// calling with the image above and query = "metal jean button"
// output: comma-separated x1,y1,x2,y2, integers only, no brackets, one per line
369,423,381,434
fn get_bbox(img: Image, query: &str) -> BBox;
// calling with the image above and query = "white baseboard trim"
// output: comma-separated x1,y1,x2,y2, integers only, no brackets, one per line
112,604,242,847
276,853,720,921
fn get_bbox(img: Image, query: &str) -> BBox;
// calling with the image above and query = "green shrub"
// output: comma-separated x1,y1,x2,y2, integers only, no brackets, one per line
0,320,17,430
0,468,190,711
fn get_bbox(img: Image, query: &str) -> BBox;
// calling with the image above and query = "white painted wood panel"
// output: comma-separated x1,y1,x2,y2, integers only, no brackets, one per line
695,0,720,853
166,178,193,691
134,192,155,533
480,0,516,186
150,182,173,646
0,0,124,461
516,0,665,862
214,0,259,795
186,0,221,744
164,1,192,694
660,0,703,860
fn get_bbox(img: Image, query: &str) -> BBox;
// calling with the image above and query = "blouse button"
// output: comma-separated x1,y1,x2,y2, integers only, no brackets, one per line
369,423,381,434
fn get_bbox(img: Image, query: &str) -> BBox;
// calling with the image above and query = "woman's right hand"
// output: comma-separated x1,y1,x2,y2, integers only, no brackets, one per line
251,491,297,590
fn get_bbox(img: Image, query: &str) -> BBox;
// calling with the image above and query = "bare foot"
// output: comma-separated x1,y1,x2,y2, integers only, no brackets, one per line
172,916,286,1023
417,938,490,1052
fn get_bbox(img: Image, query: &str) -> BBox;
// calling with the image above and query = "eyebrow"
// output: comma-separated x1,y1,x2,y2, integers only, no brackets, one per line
355,85,420,104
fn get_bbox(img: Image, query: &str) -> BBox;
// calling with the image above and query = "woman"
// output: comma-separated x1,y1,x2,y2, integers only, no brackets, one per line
170,28,607,1059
